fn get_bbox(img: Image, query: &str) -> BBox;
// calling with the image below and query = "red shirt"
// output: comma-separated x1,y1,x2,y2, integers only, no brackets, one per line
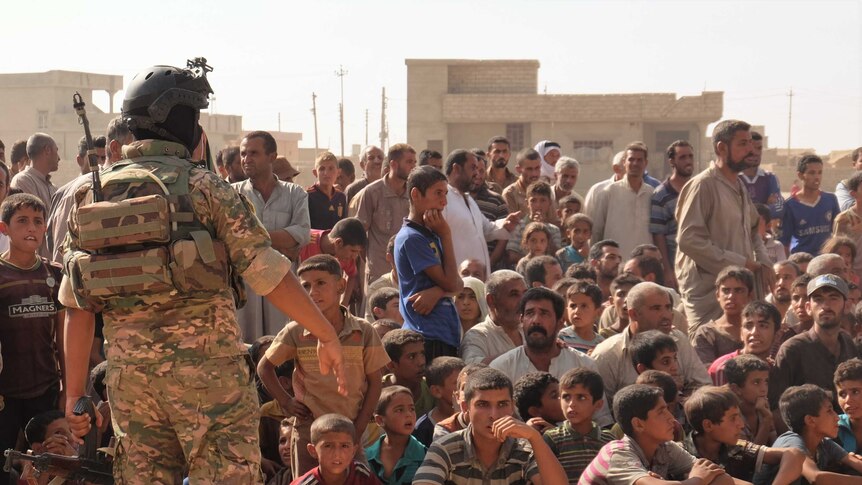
290,462,381,485
299,229,358,277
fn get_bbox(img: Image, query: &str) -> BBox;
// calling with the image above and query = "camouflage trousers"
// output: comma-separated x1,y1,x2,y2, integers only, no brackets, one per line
106,355,263,485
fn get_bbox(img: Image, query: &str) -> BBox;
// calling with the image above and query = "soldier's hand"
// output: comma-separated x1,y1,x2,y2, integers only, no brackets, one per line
317,339,348,397
65,396,102,444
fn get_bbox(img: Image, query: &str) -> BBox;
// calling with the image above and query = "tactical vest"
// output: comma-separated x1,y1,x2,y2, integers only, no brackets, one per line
65,156,241,309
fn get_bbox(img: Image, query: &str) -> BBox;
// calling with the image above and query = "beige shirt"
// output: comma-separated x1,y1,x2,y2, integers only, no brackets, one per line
591,327,711,406
675,165,770,330
586,176,654,259
352,177,410,285
11,166,56,258
459,316,525,364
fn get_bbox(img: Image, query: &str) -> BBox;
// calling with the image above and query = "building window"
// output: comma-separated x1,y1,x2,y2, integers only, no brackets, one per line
506,124,526,152
573,140,614,163
37,110,48,129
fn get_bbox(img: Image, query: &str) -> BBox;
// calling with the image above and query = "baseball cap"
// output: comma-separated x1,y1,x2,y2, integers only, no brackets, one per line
806,274,848,298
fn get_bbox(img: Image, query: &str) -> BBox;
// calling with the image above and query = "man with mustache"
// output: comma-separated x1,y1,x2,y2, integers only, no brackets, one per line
489,287,613,427
676,120,774,332
768,260,802,321
771,274,862,416
485,135,517,193
739,131,783,217
650,140,695,290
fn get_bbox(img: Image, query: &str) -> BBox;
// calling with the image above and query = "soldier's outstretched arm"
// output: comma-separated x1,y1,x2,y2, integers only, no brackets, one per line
264,272,348,396
63,307,102,441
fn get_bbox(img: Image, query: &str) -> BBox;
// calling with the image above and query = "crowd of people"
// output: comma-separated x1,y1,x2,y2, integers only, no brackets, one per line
3,96,862,485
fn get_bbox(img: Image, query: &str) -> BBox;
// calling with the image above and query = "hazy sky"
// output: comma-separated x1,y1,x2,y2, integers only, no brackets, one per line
4,0,861,154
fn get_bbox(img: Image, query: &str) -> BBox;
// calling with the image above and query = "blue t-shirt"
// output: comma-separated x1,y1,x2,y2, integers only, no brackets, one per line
754,431,848,485
780,192,840,255
395,219,461,348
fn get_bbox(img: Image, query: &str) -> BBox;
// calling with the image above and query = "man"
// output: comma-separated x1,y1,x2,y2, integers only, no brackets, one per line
523,255,563,289
617,254,689,335
836,147,862,210
221,144,246,183
583,150,625,212
502,148,556,223
460,270,527,364
47,121,131,264
485,135,517,193
353,144,414,288
418,149,443,172
468,152,509,269
552,156,583,209
771,274,861,413
346,145,384,203
676,120,774,331
589,239,622,300
442,149,520,273
272,156,300,183
489,287,613,427
587,142,654,258
9,140,29,178
739,131,783,218
768,260,802,321
592,282,712,406
11,133,60,258
233,130,311,341
61,62,345,484
650,140,695,289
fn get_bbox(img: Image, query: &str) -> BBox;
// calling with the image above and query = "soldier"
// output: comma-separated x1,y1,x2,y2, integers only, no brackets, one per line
60,61,346,484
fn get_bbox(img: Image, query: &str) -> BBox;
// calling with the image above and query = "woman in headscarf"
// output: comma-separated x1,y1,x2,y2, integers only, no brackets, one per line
455,276,489,334
534,140,562,183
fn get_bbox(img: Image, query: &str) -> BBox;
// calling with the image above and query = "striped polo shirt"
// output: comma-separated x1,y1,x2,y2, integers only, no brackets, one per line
542,421,615,484
414,424,538,484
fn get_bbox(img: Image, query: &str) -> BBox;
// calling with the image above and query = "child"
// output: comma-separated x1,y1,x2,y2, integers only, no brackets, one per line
835,358,862,453
259,255,391,478
683,386,803,484
514,222,556,275
414,357,465,447
756,384,862,484
557,194,583,241
833,171,862,280
395,166,463,360
723,355,776,445
0,194,65,482
507,181,562,266
382,329,435,417
17,411,78,485
755,203,787,264
559,281,605,354
268,419,293,485
307,151,348,230
543,368,615,484
580,384,728,484
692,266,753,365
772,274,814,357
710,300,779,386
300,217,368,307
822,235,860,285
598,273,643,338
414,368,568,485
368,288,404,324
366,386,427,485
454,276,488,333
432,363,486,441
292,413,380,485
630,330,683,392
365,235,398,321
557,214,593,273
513,372,566,433
780,154,841,255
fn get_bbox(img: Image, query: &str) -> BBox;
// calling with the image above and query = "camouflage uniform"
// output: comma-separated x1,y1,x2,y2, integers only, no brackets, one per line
60,140,293,484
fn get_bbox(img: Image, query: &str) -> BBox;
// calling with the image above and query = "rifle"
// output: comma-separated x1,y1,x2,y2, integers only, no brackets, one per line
72,93,103,202
3,396,113,484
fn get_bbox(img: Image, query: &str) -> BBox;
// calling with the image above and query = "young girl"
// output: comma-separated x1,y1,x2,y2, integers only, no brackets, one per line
515,222,555,275
455,276,488,333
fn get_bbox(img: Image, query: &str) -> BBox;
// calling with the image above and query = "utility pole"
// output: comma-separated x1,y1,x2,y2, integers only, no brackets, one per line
365,109,369,146
379,87,388,150
311,92,319,157
787,87,793,159
335,65,348,157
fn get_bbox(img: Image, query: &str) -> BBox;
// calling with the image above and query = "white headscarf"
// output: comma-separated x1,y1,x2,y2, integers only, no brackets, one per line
461,276,489,321
535,140,562,183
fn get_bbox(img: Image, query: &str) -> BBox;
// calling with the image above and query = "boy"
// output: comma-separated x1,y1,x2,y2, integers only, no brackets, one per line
598,273,643,338
772,274,815,357
557,213,593,273
414,356,464,447
507,181,563,265
710,300,780,385
543,368,615,484
559,281,605,354
683,386,803,484
366,386,427,485
755,203,787,264
513,372,565,433
259,255,391,478
724,354,776,445
292,413,380,485
579,384,729,484
300,217,368,307
0,193,65,484
630,330,683,391
432,363,486,441
780,154,841,255
692,266,753,365
756,384,862,484
382,329,435,417
16,411,78,484
395,166,463,360
307,151,348,230
835,358,862,453
833,171,862,279
414,368,568,485
609,371,684,442
368,288,403,324
557,194,583,237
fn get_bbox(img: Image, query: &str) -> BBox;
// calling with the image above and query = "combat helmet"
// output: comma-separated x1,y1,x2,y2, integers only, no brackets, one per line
122,58,213,149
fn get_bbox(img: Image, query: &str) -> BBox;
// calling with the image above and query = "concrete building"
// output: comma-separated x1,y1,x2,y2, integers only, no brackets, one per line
405,59,724,188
